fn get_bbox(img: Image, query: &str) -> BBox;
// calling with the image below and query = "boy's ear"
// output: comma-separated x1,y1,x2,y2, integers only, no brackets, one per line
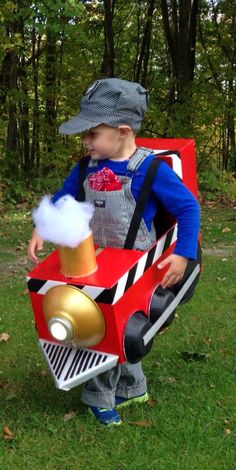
118,125,133,138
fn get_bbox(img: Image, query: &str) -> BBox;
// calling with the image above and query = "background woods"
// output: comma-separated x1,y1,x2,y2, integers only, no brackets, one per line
0,0,235,202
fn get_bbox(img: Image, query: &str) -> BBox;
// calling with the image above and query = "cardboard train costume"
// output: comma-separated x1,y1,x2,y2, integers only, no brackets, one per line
27,137,201,391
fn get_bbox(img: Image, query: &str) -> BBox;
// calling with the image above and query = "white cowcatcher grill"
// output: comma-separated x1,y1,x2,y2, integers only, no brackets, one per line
39,340,118,391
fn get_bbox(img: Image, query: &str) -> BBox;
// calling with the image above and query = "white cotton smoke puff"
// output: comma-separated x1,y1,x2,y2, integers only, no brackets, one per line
33,195,95,248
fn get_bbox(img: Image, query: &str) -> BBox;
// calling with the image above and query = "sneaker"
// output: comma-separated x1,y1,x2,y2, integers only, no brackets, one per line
89,406,122,426
115,392,149,409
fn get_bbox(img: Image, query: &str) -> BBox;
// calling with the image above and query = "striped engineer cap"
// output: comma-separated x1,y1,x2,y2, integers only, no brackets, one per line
59,78,148,134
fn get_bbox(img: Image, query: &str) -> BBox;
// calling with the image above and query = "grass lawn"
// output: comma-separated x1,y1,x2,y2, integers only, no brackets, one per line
0,202,235,470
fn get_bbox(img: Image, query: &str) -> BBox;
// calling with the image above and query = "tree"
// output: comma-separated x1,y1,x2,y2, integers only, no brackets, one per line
134,0,156,88
0,0,235,201
101,0,116,76
160,0,200,134
198,0,235,171
0,2,21,170
44,9,58,157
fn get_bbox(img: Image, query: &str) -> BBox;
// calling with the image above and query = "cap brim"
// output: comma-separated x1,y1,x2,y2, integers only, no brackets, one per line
59,115,103,135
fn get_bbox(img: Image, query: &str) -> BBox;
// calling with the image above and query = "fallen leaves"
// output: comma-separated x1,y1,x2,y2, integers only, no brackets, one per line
223,420,233,436
21,288,29,296
18,258,29,266
3,427,14,440
217,399,225,407
63,411,77,422
147,398,158,407
0,333,10,342
161,376,176,384
15,242,26,252
216,348,231,355
203,337,212,345
37,369,48,377
128,419,154,427
224,418,231,425
0,381,9,390
224,428,232,435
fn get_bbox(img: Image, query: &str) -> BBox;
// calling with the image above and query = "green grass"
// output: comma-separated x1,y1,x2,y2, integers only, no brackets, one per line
0,202,235,470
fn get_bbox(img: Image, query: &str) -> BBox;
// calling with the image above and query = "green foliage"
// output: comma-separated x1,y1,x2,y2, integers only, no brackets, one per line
199,168,236,201
0,0,235,197
1,177,30,205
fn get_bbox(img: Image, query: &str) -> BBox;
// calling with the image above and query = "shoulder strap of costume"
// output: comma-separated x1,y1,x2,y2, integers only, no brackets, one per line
124,153,169,250
77,157,90,201
127,147,154,172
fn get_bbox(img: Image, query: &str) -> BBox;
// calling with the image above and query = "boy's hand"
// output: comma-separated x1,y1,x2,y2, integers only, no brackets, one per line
28,228,44,264
157,254,188,288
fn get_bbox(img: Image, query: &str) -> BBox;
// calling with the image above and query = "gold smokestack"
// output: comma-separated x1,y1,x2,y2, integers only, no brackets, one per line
58,232,97,278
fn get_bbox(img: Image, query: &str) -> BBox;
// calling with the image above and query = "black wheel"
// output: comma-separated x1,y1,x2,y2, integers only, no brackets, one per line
149,286,176,330
124,311,154,363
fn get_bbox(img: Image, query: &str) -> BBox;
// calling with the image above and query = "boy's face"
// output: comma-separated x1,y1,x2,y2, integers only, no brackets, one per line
82,124,132,160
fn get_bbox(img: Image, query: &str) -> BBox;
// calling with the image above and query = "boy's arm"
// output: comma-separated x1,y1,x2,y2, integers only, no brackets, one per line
152,161,200,259
157,254,188,288
28,228,44,263
152,162,200,288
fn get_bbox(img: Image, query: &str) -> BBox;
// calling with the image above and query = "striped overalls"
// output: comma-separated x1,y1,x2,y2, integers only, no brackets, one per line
81,148,155,408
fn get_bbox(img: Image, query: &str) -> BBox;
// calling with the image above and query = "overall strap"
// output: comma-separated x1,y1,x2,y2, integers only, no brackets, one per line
124,155,163,250
127,147,154,172
127,147,180,172
124,149,181,249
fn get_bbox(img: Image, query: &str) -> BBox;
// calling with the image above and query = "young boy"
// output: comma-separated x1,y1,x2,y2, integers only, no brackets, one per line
28,78,200,426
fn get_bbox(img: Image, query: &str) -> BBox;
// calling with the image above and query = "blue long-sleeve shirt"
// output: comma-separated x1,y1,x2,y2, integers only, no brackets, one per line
52,155,200,259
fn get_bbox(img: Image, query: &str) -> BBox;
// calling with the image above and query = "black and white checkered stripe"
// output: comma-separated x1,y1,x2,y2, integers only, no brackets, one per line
27,224,177,305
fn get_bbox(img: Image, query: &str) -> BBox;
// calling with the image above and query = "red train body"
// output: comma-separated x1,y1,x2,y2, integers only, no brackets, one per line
27,138,201,391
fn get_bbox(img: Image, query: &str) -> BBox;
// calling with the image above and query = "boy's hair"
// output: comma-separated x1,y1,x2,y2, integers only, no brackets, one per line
59,78,148,135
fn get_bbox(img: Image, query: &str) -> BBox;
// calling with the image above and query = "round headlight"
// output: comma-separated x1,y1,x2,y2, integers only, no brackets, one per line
48,317,74,342
43,285,105,347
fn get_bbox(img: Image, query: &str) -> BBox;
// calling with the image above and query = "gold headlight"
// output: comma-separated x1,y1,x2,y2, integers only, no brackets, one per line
43,285,105,347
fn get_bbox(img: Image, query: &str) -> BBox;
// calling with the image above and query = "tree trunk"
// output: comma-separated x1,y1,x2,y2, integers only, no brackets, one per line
18,16,30,176
101,0,116,77
199,5,235,171
0,52,13,105
134,0,156,88
161,0,199,133
4,50,18,157
44,24,57,156
31,23,41,172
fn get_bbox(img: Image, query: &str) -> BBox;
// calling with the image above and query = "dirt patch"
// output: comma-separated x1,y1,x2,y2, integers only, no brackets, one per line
200,198,236,208
0,245,235,278
0,249,31,277
202,245,236,257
